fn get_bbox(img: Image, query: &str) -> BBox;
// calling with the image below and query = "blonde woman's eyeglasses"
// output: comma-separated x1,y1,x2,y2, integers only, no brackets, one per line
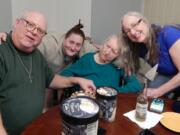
123,18,142,35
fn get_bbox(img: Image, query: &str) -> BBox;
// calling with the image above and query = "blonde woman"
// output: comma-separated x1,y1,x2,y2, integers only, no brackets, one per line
121,11,180,98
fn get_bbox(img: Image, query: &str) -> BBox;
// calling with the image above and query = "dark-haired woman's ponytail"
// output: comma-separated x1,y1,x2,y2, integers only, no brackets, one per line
72,19,84,30
65,19,85,40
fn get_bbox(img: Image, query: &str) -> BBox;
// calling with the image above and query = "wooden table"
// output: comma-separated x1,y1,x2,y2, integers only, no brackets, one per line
21,94,177,135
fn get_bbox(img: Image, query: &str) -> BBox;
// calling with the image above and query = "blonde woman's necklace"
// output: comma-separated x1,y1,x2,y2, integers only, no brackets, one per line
15,50,33,83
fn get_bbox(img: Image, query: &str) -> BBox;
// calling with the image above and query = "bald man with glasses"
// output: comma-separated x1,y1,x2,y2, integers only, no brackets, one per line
0,11,95,135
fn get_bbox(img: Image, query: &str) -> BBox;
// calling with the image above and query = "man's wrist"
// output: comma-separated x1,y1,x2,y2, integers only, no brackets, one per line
69,77,79,85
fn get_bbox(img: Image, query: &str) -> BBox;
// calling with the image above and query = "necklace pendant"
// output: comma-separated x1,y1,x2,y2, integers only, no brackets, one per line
30,78,32,83
15,49,33,84
29,74,32,83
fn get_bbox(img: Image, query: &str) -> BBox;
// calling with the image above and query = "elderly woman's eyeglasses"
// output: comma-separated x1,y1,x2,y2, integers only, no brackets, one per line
21,18,47,36
123,18,142,35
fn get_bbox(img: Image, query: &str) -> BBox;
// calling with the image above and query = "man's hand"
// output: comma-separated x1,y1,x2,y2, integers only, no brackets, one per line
77,77,96,94
0,32,7,44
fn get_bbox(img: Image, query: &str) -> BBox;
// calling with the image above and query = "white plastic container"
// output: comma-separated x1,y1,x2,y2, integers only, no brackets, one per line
96,87,117,122
60,96,99,135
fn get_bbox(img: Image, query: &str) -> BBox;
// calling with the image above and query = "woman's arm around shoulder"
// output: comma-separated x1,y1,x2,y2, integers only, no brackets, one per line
0,113,8,135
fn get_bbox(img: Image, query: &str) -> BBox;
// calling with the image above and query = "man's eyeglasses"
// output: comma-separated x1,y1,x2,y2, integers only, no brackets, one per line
123,18,142,35
21,18,47,36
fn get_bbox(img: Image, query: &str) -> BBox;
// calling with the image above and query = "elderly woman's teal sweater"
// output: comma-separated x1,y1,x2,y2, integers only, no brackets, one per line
60,52,142,93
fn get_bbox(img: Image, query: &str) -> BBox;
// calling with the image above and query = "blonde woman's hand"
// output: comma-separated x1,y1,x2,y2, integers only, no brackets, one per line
145,88,163,98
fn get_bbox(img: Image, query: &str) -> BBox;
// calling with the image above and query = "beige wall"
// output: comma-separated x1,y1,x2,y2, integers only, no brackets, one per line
143,0,180,25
